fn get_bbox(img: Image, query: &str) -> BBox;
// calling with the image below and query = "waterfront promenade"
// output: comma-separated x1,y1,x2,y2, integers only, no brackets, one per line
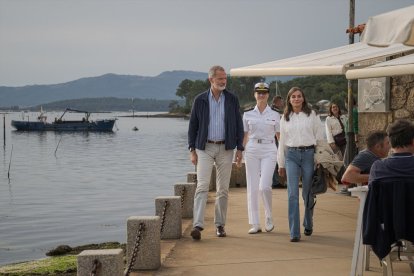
135,186,412,276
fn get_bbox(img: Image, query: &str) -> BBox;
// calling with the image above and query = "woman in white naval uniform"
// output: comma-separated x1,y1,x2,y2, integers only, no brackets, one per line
242,82,280,234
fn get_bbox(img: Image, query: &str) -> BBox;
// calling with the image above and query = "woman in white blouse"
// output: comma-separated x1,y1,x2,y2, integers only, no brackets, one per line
325,103,347,160
242,82,280,234
277,87,324,242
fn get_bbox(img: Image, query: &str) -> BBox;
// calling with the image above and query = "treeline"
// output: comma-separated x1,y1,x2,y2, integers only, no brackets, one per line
276,75,351,109
173,75,351,113
9,75,350,114
29,97,184,112
173,77,263,113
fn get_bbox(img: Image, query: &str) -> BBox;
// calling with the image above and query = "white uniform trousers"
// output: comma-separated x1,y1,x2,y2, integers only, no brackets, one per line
193,143,234,228
245,141,277,225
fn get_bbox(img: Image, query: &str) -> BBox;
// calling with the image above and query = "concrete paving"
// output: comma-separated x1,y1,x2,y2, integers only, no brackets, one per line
134,187,413,276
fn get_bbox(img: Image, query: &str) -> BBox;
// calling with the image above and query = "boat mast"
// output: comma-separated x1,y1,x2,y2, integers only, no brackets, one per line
275,79,281,97
1,112,7,148
132,98,135,117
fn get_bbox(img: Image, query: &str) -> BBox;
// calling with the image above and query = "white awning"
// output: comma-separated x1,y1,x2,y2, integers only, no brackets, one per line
230,42,414,77
361,5,414,47
346,54,414,79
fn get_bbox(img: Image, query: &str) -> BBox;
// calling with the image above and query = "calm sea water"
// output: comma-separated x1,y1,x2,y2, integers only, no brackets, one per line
0,111,193,265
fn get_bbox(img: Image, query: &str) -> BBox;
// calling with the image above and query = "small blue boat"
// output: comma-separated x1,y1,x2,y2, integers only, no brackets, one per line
11,108,116,132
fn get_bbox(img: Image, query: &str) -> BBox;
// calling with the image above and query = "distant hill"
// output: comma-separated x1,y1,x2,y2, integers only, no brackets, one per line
0,70,207,108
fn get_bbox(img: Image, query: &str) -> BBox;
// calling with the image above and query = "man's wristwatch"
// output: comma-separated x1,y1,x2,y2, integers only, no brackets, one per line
189,148,195,152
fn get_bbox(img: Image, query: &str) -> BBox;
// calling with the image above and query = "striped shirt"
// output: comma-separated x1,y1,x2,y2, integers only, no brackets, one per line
208,89,225,141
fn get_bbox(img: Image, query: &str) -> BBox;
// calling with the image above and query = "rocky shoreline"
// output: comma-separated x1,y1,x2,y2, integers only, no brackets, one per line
0,242,125,276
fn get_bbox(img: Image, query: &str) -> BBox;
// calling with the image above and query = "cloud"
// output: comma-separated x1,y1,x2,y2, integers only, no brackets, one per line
0,0,413,86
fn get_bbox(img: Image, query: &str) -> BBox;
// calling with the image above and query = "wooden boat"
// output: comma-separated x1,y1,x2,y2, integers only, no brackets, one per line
11,108,116,132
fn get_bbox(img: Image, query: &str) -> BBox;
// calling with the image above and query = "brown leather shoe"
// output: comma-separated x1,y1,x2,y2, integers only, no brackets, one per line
216,225,226,237
191,226,203,240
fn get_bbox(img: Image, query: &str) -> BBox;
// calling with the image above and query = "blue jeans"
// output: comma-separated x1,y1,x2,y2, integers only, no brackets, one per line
285,147,315,238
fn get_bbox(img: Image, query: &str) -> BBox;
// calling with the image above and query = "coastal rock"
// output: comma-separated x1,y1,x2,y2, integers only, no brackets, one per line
46,244,72,256
45,242,125,256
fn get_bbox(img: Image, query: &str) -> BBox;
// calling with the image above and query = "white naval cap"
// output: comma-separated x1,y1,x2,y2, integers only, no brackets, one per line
254,82,270,92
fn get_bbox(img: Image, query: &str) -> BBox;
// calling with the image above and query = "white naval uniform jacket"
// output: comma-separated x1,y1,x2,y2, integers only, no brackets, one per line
242,105,280,146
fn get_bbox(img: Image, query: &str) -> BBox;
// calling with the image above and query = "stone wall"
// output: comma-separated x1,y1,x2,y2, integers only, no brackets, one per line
358,74,414,148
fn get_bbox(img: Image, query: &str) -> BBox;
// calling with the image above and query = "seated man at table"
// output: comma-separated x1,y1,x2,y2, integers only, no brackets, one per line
341,130,390,192
367,119,414,183
363,119,414,259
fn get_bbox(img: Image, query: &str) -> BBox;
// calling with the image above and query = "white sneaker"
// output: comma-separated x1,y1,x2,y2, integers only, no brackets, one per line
248,225,262,234
265,217,274,232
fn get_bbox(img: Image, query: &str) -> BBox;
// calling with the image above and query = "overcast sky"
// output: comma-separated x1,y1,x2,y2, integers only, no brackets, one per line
0,0,413,86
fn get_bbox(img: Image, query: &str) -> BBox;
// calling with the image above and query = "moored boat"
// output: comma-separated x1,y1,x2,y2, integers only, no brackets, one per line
11,108,116,132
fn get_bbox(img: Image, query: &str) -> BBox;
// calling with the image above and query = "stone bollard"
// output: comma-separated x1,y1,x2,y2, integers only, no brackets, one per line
187,170,216,191
126,216,160,271
174,183,196,218
187,172,197,183
230,162,247,187
77,249,123,276
155,196,182,239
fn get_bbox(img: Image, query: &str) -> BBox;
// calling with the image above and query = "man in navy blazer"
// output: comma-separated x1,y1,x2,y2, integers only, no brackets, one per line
188,65,244,240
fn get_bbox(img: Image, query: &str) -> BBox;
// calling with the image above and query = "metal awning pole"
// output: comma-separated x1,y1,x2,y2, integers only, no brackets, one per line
345,81,357,166
345,0,357,166
349,0,355,45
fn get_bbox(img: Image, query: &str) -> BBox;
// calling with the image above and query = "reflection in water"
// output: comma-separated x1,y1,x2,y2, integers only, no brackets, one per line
7,179,13,205
0,112,193,265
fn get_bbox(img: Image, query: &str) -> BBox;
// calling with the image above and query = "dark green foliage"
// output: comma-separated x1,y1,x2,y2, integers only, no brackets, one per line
176,79,210,107
176,75,349,113
274,75,348,104
228,76,263,104
175,78,210,113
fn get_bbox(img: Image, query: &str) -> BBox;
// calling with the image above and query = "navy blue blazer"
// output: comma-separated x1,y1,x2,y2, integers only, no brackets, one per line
188,89,244,151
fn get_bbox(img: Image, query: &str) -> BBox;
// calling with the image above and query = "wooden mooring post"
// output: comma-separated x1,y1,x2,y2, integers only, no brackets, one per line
2,113,6,148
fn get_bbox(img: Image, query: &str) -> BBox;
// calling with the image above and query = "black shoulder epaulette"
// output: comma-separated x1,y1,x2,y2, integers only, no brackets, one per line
271,106,283,114
244,107,254,112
